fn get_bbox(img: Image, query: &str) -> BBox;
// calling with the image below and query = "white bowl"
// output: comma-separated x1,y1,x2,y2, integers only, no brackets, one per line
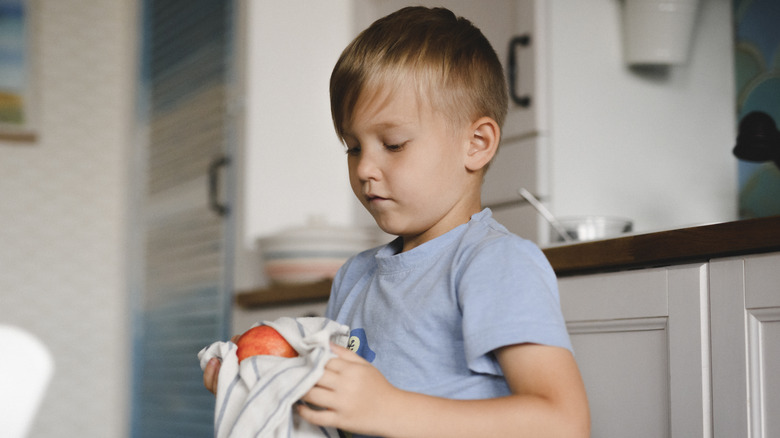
550,216,633,243
258,223,379,285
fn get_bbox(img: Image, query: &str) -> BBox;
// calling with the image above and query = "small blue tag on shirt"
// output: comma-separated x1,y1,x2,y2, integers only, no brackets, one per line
347,328,376,363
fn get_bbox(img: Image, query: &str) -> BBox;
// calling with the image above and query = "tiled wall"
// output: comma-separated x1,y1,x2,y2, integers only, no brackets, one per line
734,0,780,218
0,1,136,436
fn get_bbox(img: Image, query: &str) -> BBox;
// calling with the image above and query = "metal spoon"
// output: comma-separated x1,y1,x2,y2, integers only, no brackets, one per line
518,188,574,243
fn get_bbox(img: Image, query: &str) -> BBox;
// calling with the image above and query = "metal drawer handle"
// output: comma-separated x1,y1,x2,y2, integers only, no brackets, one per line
508,34,532,108
208,155,230,217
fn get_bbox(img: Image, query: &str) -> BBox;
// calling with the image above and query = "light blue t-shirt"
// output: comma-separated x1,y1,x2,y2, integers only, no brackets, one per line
325,208,572,402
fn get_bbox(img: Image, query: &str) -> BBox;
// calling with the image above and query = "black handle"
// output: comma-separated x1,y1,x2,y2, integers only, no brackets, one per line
508,34,532,108
208,155,230,216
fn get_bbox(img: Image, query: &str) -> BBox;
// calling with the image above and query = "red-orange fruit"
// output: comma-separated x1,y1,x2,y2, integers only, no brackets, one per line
236,325,298,363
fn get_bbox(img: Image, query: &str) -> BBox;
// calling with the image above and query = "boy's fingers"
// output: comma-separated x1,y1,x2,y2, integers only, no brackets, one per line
330,343,366,363
297,399,341,429
203,357,220,395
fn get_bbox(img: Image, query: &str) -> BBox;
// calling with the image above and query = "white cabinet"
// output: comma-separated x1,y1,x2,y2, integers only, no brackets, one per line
559,251,780,438
711,252,780,438
559,264,710,437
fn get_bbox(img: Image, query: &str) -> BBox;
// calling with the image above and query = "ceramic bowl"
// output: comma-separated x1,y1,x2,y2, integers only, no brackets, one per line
258,222,380,285
550,216,633,243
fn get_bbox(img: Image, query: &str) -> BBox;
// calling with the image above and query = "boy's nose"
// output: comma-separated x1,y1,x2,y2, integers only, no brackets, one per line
354,151,381,181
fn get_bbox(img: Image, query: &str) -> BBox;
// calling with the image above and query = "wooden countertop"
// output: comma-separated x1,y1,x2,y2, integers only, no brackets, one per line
237,215,780,307
544,215,780,276
236,279,333,308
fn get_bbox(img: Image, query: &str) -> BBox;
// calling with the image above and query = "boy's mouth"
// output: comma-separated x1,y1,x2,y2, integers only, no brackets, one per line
365,193,388,203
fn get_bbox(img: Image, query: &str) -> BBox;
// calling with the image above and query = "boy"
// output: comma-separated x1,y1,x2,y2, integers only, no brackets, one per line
205,7,589,437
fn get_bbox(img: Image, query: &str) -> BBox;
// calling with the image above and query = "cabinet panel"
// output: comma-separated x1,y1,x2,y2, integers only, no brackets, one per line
711,252,780,438
756,315,780,437
745,252,780,309
569,321,670,438
710,258,748,437
667,264,712,438
747,309,780,438
559,268,668,321
560,264,710,438
745,253,780,438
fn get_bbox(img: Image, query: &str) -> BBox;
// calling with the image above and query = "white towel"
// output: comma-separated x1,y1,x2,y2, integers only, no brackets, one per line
198,316,350,438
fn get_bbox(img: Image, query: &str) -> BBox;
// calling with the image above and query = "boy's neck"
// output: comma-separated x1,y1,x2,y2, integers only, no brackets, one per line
398,203,484,253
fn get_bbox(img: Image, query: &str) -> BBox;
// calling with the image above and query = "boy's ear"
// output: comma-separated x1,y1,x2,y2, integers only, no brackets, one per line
465,117,500,172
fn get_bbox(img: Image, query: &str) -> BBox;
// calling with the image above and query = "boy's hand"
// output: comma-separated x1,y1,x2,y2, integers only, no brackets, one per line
298,344,398,436
203,334,240,395
203,357,221,395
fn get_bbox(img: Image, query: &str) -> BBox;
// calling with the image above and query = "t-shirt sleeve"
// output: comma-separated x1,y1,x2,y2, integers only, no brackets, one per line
458,237,573,376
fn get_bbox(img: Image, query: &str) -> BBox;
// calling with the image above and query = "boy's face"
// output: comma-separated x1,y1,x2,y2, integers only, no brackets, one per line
342,83,482,252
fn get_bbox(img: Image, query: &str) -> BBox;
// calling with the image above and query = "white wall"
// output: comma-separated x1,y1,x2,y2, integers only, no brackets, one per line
0,1,135,437
242,0,358,244
546,0,737,232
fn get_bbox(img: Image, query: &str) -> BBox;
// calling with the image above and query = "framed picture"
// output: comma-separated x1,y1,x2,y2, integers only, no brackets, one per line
0,0,36,142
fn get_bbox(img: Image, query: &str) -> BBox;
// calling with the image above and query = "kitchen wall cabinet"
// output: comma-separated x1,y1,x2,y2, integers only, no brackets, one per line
559,251,780,438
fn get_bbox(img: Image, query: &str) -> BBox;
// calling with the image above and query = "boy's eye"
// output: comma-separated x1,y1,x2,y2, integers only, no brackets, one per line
384,143,404,152
345,145,361,156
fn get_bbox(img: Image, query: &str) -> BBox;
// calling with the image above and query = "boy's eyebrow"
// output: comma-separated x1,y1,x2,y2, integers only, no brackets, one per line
343,119,415,138
373,120,413,130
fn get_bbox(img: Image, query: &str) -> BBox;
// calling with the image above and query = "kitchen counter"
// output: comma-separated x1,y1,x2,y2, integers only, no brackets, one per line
545,214,780,276
236,215,780,307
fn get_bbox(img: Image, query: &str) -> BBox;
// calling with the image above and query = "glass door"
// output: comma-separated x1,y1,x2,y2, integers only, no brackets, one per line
131,0,237,436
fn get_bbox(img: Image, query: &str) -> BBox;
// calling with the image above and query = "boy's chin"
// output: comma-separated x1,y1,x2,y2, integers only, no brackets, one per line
370,217,402,237
373,222,397,236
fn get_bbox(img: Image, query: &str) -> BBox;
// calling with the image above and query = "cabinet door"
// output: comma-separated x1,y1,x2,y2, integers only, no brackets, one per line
502,0,542,140
559,264,711,438
711,253,780,438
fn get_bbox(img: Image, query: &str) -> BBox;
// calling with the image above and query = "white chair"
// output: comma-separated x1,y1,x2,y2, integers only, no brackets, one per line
0,325,54,438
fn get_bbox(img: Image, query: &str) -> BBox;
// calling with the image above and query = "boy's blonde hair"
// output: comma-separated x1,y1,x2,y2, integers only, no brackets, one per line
330,6,508,140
